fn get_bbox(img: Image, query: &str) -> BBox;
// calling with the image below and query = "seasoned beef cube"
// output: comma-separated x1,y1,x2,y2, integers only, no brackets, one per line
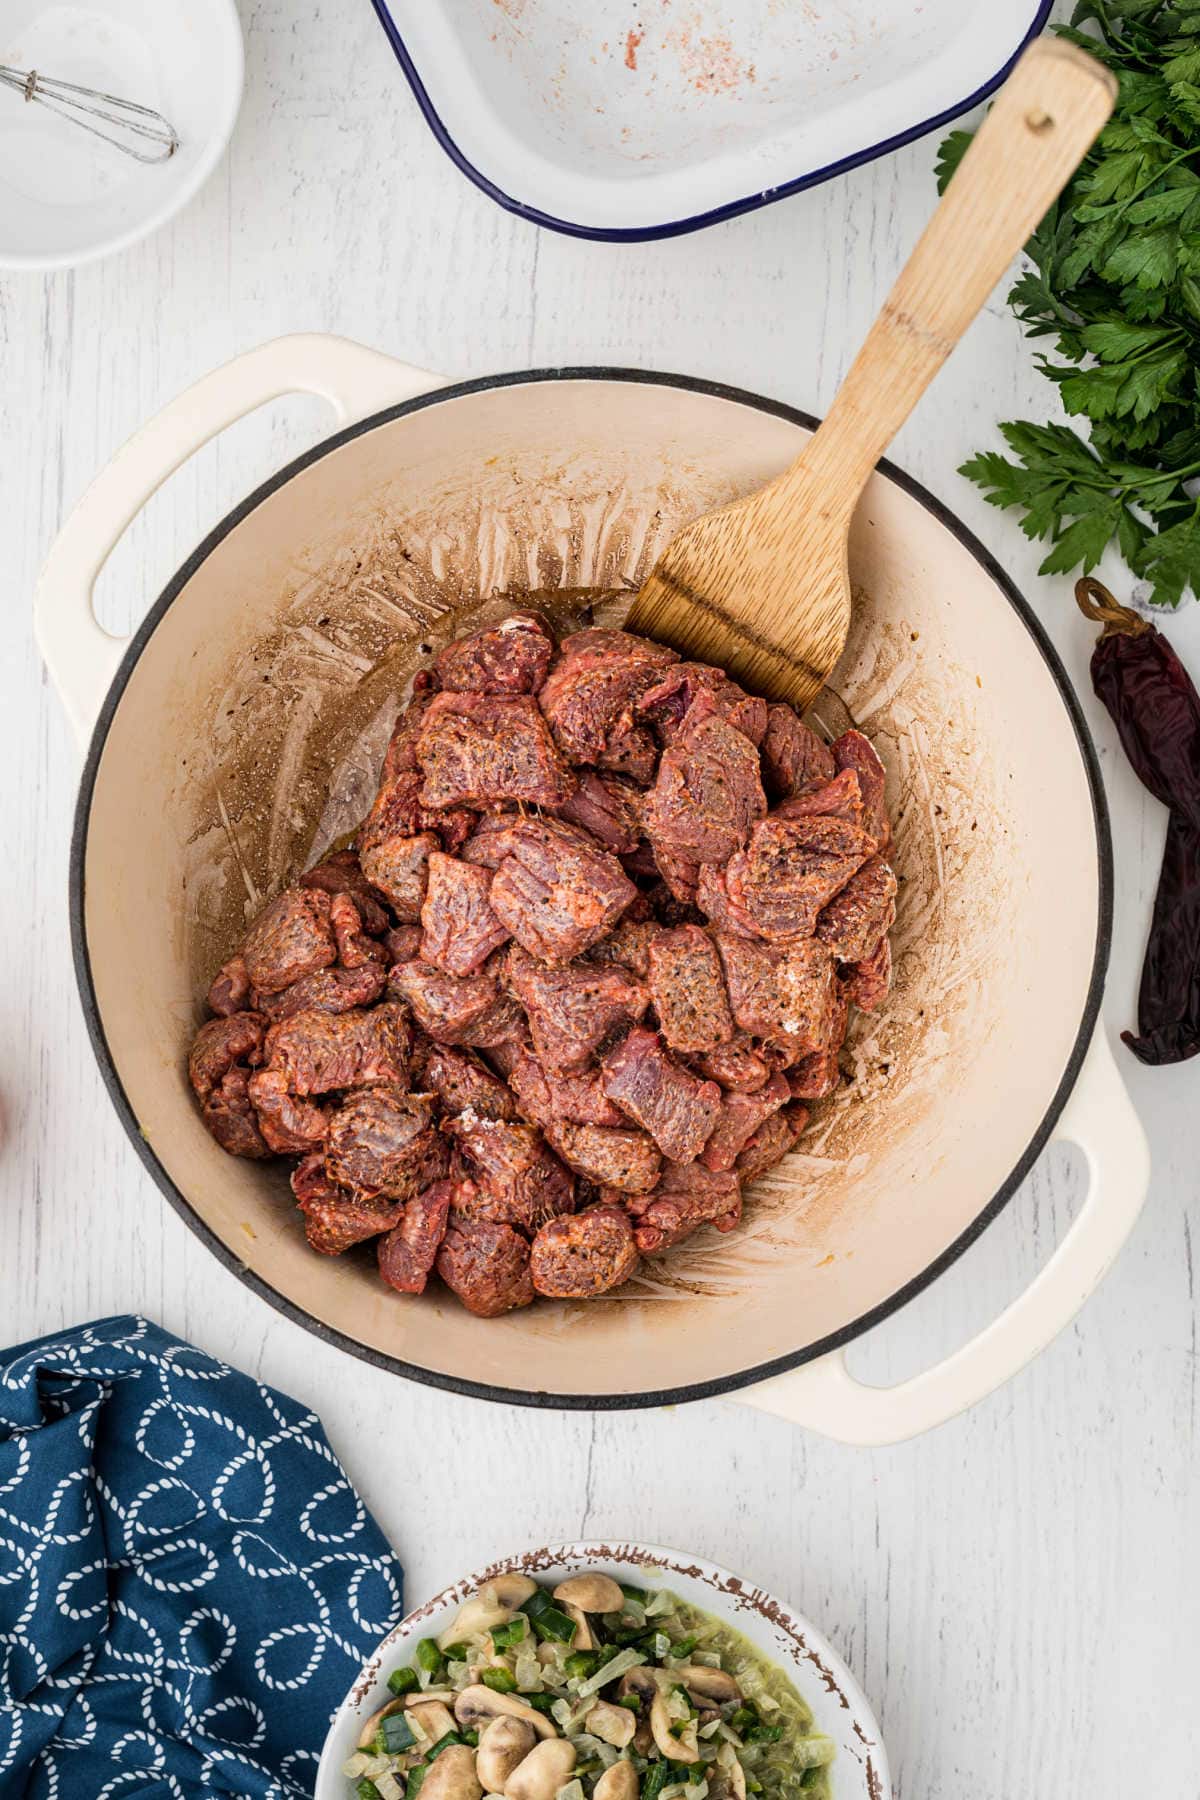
458,810,527,869
445,1116,575,1231
415,692,574,811
694,863,755,940
188,1011,266,1102
647,925,734,1053
626,1163,741,1253
361,768,475,860
329,892,388,969
488,820,637,963
716,934,837,1055
377,1180,455,1294
380,692,435,780
689,1033,772,1093
775,767,865,832
637,662,767,748
359,829,438,923
643,711,765,864
601,1028,721,1164
815,856,898,962
651,843,701,907
588,918,659,980
420,852,510,977
760,705,836,800
846,933,893,1012
383,924,423,965
598,718,659,785
553,772,642,854
544,1121,661,1195
265,1001,411,1095
481,1030,531,1081
423,1045,517,1121
325,1088,450,1199
788,1049,841,1100
388,956,522,1048
735,1103,809,1185
700,1072,790,1173
530,1206,639,1298
434,612,555,695
242,888,337,996
300,849,390,935
247,1068,330,1154
201,1066,270,1159
621,840,661,881
508,1048,626,1130
256,962,386,1023
292,1153,403,1255
538,628,677,765
507,946,647,1072
832,729,891,850
722,813,874,943
207,955,250,1018
436,1215,535,1317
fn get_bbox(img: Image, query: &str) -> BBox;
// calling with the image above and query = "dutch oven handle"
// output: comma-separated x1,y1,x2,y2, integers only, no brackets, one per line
34,334,446,745
739,1025,1149,1444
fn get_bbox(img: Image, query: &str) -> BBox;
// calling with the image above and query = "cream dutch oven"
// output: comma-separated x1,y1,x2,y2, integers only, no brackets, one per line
35,334,1150,1442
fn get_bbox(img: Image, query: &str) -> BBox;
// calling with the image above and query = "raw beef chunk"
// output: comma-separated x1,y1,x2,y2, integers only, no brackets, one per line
446,1116,575,1231
207,955,250,1017
329,892,388,970
643,711,765,863
434,612,555,695
688,1033,772,1093
722,813,874,942
420,852,510,977
388,956,522,1047
554,772,643,853
436,1215,536,1316
359,829,438,923
507,1049,625,1129
716,934,837,1055
734,1103,809,1184
700,1072,791,1173
846,933,893,1012
530,1206,639,1298
325,1088,450,1200
383,925,423,965
775,767,866,832
247,1068,330,1154
416,692,575,810
255,962,386,1024
300,849,391,934
626,1163,741,1253
188,1011,265,1102
242,888,337,995
377,1181,456,1294
832,729,891,850
422,1045,517,1121
538,628,677,764
650,843,701,907
601,1028,721,1164
587,917,659,980
507,946,647,1071
543,1120,662,1194
647,925,734,1053
293,1154,405,1255
202,1067,270,1159
759,705,836,799
487,820,637,963
815,856,898,962
265,1001,412,1095
638,662,767,748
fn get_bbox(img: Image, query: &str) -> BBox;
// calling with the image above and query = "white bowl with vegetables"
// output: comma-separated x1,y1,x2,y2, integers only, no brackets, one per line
317,1544,888,1800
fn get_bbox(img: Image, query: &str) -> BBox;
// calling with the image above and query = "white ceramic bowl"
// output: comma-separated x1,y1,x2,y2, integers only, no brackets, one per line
0,0,243,270
316,1542,889,1800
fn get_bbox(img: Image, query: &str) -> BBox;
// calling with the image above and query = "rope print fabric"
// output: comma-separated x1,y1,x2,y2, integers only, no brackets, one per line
0,1316,405,1800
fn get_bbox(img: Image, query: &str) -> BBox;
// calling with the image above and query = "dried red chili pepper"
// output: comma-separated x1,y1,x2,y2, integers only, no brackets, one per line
1076,577,1200,1064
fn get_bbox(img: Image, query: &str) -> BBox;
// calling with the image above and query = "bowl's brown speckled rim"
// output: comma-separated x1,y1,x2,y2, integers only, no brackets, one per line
68,368,1113,1411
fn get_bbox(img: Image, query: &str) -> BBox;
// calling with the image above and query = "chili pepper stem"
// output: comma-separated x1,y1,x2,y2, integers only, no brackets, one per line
1075,576,1151,640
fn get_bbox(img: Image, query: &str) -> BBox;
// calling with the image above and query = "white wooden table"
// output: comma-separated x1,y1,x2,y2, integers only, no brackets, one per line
3,4,1199,1795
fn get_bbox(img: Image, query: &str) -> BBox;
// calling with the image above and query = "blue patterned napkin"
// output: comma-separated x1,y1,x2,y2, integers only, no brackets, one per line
0,1316,404,1800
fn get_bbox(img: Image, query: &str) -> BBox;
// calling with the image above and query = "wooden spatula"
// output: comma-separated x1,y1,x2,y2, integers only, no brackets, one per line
626,37,1118,706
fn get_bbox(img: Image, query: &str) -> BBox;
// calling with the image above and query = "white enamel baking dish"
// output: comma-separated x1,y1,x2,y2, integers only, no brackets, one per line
35,333,1150,1444
368,0,1053,239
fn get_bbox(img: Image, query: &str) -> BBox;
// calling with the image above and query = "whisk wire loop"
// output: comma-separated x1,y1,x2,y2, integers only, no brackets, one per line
0,64,180,163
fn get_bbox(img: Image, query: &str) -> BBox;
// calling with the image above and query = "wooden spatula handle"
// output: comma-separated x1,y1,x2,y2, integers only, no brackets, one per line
792,37,1117,511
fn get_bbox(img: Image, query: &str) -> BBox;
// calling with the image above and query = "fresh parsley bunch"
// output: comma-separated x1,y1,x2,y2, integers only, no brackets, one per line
938,1,1200,606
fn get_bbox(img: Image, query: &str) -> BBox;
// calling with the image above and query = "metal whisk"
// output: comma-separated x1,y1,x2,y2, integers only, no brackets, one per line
0,64,179,163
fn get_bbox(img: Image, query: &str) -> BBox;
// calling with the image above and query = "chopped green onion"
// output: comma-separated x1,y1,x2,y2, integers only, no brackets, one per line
482,1668,518,1693
746,1779,762,1795
425,1732,464,1762
729,1708,757,1733
668,1637,697,1658
387,1666,420,1697
743,1726,783,1744
620,1582,649,1604
415,1640,444,1675
491,1618,528,1652
617,1695,641,1714
462,1730,480,1748
533,1606,578,1645
526,1693,558,1715
378,1713,417,1754
356,1782,379,1800
520,1589,555,1621
441,1642,472,1663
642,1763,671,1800
564,1651,602,1681
407,1764,428,1800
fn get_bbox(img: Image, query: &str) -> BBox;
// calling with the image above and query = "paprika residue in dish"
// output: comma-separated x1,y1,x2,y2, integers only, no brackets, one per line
1076,577,1200,1065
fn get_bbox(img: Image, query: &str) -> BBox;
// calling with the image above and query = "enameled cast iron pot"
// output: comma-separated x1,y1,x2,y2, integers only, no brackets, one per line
36,334,1151,1443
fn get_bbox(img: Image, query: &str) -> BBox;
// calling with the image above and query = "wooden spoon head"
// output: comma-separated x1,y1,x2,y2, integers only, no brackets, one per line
625,478,854,709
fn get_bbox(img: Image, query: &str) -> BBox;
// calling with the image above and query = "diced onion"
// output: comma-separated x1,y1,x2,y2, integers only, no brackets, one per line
576,1650,646,1698
342,1753,369,1778
644,1591,676,1619
377,1776,404,1800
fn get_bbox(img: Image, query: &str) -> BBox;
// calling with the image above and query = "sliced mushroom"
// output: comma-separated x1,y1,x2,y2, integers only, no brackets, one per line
594,1762,639,1800
409,1701,458,1748
480,1573,539,1609
552,1574,625,1615
477,1716,538,1791
676,1666,741,1706
616,1667,661,1705
503,1738,577,1800
708,1763,746,1800
407,1689,457,1706
561,1601,594,1650
650,1686,698,1764
454,1684,557,1742
420,1743,484,1800
357,1696,404,1750
584,1700,636,1749
439,1596,514,1651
